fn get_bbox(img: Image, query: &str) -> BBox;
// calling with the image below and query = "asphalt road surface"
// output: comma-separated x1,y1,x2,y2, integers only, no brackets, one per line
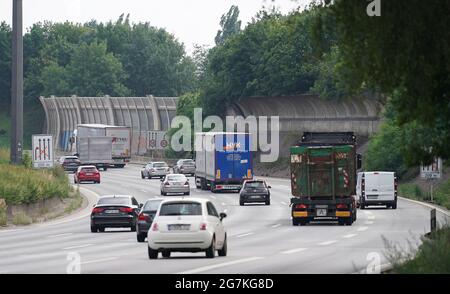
0,165,447,274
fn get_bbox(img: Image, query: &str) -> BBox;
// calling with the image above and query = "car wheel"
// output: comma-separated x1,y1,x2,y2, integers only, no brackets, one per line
141,173,145,179
97,180,101,184
218,236,227,257
98,227,105,232
239,200,244,206
148,247,158,259
74,178,77,184
137,233,146,243
162,251,171,258
161,191,166,196
90,225,98,233
184,191,190,196
205,237,215,258
265,199,271,205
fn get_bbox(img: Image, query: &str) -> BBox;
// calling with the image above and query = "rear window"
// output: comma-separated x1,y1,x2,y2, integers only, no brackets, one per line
245,181,266,188
159,202,202,216
144,200,163,211
154,162,168,167
167,175,186,181
97,197,130,205
182,160,195,165
81,167,97,172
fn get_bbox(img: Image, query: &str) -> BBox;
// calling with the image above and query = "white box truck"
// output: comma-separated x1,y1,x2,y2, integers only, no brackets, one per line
356,171,397,209
76,124,131,167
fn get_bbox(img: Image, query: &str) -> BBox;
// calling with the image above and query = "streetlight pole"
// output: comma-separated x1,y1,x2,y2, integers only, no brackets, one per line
10,0,23,164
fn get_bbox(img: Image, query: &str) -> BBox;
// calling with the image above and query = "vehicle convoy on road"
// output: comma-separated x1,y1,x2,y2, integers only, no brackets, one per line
75,136,113,171
76,124,131,168
90,195,142,233
239,179,271,206
136,198,164,242
147,198,227,259
290,132,362,226
357,171,398,209
74,165,101,184
57,155,81,172
141,161,170,179
173,159,196,176
195,132,253,192
160,174,190,196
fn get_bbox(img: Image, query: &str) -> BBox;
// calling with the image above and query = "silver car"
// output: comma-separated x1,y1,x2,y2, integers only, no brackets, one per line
160,174,190,196
173,159,196,176
141,162,170,179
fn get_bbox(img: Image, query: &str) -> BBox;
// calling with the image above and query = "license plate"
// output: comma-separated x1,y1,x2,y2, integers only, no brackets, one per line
105,210,119,214
173,182,182,186
168,224,190,231
86,173,93,176
317,209,327,216
251,196,261,199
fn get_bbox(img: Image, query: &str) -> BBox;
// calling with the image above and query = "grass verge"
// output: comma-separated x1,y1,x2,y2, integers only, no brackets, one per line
399,180,450,210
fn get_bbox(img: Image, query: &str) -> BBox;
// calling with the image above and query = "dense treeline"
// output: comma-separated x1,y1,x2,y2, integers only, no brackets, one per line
0,15,197,146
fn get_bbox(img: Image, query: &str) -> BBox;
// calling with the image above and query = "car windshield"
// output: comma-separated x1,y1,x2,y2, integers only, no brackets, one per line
245,181,266,188
167,175,186,181
64,157,78,162
97,197,130,205
159,202,202,216
144,200,163,211
153,163,168,167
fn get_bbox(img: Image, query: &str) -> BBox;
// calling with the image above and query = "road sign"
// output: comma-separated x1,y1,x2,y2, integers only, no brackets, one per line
420,157,442,179
32,134,54,168
147,131,168,150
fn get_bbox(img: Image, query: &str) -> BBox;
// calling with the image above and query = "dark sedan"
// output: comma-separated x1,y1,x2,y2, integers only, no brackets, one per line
136,198,164,242
90,195,142,233
239,180,271,206
58,156,80,172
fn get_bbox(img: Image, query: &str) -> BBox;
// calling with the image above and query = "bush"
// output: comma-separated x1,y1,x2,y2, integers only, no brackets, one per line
398,184,426,201
0,164,70,205
12,212,33,225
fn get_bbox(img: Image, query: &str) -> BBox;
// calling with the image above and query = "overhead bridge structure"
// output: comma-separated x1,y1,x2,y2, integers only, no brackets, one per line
39,95,177,155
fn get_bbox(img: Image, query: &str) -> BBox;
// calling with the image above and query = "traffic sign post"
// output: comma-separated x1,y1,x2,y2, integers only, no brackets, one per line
147,131,169,150
32,134,54,168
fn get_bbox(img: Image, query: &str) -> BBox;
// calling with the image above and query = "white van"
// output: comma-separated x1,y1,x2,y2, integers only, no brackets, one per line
356,172,397,209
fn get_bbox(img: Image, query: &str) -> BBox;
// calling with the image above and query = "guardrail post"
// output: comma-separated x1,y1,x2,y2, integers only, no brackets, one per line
430,208,437,233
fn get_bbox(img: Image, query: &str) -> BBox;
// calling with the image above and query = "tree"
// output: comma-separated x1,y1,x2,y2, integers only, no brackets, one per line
329,0,450,164
0,22,11,111
215,5,242,45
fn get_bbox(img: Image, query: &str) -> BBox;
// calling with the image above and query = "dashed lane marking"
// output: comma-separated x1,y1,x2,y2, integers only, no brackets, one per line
318,240,337,246
357,226,369,232
280,248,307,255
62,244,93,250
177,257,263,274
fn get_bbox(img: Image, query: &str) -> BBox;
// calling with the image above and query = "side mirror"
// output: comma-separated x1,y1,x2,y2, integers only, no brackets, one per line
267,186,272,189
92,204,96,207
219,212,227,221
356,154,362,170
139,203,143,208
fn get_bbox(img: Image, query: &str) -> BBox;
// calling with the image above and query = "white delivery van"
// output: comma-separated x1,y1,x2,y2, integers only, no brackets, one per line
356,172,397,209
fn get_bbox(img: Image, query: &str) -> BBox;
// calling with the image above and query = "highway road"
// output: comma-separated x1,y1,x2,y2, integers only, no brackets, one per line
0,165,447,274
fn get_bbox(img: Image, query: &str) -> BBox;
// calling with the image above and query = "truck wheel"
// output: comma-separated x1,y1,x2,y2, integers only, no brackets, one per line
200,178,207,190
292,218,299,226
195,178,201,189
103,167,108,171
392,201,397,209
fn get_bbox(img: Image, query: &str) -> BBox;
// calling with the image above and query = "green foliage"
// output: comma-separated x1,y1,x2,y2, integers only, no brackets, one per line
0,164,70,205
215,5,242,45
0,22,11,112
398,184,425,201
331,0,450,163
390,225,450,273
12,212,33,226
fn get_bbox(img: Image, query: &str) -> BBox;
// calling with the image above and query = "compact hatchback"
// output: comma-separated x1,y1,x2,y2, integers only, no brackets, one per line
147,198,227,259
91,195,142,232
173,159,196,176
160,174,190,196
239,180,271,205
74,165,100,184
141,162,170,179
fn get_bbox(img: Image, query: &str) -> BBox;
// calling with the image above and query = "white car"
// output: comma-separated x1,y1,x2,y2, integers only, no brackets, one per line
147,198,227,259
357,171,397,209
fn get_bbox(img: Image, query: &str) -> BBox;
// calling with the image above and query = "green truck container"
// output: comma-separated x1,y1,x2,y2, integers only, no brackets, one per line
290,132,361,226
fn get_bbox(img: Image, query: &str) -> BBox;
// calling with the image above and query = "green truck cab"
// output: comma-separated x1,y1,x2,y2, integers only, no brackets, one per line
290,132,362,226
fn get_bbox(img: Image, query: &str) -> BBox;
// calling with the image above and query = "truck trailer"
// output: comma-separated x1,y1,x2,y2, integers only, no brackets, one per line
76,124,131,167
76,136,113,171
195,132,253,192
290,132,362,226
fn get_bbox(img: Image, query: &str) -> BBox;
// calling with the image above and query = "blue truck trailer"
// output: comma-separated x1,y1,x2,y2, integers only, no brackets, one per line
195,132,253,192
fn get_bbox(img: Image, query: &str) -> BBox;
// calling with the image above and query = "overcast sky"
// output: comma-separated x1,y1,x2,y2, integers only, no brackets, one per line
0,0,311,54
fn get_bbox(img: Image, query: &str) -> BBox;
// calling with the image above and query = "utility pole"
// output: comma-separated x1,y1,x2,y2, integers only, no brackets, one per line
10,0,23,164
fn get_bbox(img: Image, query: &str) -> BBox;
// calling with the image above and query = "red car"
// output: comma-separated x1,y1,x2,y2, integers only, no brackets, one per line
74,166,101,184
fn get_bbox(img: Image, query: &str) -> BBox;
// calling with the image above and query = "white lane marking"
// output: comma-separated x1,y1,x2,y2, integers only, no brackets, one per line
221,202,227,206
141,189,148,193
280,202,287,205
365,221,374,225
368,215,375,220
178,257,263,274
342,234,357,239
280,248,307,255
63,244,93,250
399,196,450,217
211,196,217,199
236,232,254,238
318,240,337,246
81,257,119,265
357,226,368,232
0,229,24,234
271,224,281,228
47,233,73,238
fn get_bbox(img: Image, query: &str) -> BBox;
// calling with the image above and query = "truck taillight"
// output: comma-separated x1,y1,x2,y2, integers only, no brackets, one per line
295,204,308,210
336,204,348,210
